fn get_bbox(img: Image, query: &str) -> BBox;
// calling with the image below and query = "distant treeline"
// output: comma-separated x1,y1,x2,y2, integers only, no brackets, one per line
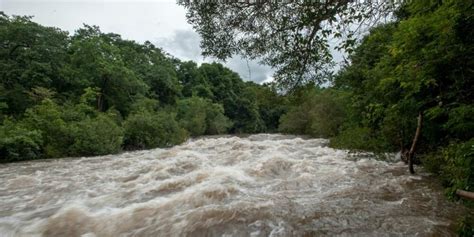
0,13,289,161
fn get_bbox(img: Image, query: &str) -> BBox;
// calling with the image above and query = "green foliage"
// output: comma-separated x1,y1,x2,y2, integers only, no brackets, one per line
326,2,474,227
69,25,148,115
423,139,474,197
177,97,207,136
227,97,265,134
177,61,213,98
19,97,124,157
204,102,233,135
0,119,42,162
197,63,266,133
128,97,160,114
445,104,474,140
179,1,401,86
0,14,69,114
176,97,231,136
457,216,474,237
332,0,473,154
330,126,392,152
22,99,72,157
123,111,187,150
0,13,288,161
243,82,286,132
279,87,345,138
68,114,123,156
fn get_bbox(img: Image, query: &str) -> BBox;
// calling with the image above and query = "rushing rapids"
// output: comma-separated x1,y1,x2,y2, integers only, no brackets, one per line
0,134,466,236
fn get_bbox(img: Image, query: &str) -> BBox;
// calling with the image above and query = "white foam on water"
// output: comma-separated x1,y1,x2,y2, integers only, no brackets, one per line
0,134,465,236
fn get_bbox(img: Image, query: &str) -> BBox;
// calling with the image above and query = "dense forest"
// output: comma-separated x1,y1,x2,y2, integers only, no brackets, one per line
1,0,473,232
282,0,474,202
0,12,288,161
280,4,473,231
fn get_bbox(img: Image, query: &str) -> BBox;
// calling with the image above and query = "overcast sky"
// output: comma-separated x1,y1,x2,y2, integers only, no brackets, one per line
0,0,275,83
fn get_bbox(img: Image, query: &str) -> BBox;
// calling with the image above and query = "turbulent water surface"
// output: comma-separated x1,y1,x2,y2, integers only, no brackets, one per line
0,134,467,236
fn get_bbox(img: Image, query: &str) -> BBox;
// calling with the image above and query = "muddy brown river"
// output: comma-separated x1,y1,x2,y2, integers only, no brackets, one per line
0,134,467,236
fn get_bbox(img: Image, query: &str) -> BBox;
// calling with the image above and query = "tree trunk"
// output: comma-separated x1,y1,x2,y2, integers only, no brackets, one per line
97,94,104,112
399,130,408,163
97,75,109,112
456,189,474,201
407,111,423,174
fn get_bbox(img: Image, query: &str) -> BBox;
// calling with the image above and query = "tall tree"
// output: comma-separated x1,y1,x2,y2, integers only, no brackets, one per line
179,0,400,87
0,14,69,115
69,25,148,114
334,0,474,173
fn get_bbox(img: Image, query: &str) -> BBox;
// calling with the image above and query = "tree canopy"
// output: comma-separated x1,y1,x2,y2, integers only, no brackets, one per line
178,0,401,87
0,13,286,161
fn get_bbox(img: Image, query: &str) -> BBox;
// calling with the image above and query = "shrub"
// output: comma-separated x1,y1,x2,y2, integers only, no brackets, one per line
330,126,392,152
128,98,160,114
0,119,43,162
457,216,474,237
123,111,187,149
177,97,207,136
279,90,345,138
278,106,311,135
68,114,124,156
445,104,474,140
177,97,231,136
205,103,232,135
22,99,72,157
423,139,474,197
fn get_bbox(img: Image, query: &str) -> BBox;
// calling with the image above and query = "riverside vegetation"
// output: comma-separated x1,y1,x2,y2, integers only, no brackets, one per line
177,0,473,233
0,13,286,161
0,0,473,234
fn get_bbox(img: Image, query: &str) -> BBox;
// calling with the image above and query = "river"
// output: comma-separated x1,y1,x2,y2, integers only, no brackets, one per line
0,134,466,236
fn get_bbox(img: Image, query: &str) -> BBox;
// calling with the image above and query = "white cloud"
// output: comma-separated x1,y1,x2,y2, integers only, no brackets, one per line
1,1,190,40
158,30,274,83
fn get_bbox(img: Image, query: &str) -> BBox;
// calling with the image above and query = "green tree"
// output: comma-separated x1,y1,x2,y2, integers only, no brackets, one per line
0,119,42,162
279,86,345,138
0,14,69,115
177,61,213,98
333,0,474,172
204,102,233,135
176,97,231,136
69,25,148,115
243,82,286,132
178,1,401,86
68,114,123,156
22,99,72,157
198,63,264,133
123,110,187,149
116,40,182,105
